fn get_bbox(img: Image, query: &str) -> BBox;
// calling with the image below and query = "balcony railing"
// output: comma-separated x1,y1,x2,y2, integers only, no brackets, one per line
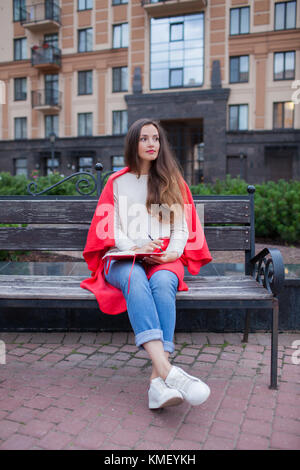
142,0,207,4
141,0,207,15
21,2,61,32
32,89,62,111
31,44,61,71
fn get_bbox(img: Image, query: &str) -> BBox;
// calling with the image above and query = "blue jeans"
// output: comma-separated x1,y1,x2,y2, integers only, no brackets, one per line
104,259,179,353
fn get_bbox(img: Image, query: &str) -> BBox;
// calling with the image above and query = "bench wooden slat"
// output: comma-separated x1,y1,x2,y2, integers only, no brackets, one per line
0,200,97,224
0,275,273,301
195,200,250,224
0,199,250,225
0,275,259,286
0,226,251,251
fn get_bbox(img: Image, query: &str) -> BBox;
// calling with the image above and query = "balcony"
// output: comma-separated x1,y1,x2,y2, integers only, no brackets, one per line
21,2,61,33
31,44,61,71
141,0,207,16
32,89,62,112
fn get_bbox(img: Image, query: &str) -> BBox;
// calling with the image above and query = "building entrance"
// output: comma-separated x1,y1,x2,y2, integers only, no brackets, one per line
160,119,204,186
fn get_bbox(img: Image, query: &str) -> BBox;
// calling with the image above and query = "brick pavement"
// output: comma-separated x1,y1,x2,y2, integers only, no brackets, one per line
0,331,299,450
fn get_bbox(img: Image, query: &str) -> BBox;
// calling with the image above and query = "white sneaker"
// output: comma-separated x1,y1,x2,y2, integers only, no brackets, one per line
148,377,184,409
165,366,210,406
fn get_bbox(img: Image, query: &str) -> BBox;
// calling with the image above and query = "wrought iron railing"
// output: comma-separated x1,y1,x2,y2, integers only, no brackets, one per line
20,2,61,25
27,163,116,197
31,44,61,68
141,0,207,5
32,89,62,108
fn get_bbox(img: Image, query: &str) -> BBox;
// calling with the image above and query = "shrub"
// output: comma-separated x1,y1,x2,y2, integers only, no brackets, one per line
0,171,97,196
191,176,300,245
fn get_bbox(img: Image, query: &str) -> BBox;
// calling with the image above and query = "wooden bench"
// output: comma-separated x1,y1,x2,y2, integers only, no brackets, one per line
0,172,285,389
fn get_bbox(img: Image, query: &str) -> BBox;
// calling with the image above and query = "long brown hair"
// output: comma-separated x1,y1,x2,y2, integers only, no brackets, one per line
124,118,188,223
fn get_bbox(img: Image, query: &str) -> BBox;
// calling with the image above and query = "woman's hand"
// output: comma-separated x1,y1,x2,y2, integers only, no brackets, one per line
132,239,164,254
143,251,179,265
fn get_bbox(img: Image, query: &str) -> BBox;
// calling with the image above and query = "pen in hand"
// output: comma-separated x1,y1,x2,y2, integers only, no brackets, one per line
148,234,163,253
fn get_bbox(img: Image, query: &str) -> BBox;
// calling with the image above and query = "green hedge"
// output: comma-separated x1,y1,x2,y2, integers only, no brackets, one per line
0,171,96,196
1,172,299,245
191,175,300,245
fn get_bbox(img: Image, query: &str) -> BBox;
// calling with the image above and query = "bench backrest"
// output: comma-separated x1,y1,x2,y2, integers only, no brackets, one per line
0,187,255,274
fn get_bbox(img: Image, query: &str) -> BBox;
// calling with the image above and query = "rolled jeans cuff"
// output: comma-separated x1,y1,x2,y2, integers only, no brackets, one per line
163,340,175,354
135,329,175,354
135,329,163,349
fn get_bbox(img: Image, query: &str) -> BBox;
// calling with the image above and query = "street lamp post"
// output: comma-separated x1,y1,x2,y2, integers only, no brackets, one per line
49,132,56,174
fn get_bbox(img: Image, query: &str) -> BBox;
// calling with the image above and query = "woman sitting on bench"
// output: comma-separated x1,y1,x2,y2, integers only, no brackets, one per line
81,118,212,410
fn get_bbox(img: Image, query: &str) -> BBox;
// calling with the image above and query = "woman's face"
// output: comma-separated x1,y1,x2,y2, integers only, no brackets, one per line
137,124,160,170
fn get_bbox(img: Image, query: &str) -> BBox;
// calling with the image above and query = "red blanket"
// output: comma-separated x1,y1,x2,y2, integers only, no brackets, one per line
80,166,212,314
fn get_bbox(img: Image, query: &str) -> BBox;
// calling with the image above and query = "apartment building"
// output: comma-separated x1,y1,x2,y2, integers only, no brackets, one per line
0,0,299,184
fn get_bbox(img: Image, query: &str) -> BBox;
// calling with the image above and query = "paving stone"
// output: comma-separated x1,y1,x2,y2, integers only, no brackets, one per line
236,433,270,450
0,332,299,450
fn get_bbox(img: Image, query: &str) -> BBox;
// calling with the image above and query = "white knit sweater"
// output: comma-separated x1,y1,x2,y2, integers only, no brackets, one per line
110,172,189,256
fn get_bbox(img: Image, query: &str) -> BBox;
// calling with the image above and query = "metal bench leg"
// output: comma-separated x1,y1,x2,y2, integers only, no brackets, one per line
242,310,251,343
270,298,279,390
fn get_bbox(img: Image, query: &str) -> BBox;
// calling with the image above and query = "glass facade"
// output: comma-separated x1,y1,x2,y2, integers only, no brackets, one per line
150,13,204,90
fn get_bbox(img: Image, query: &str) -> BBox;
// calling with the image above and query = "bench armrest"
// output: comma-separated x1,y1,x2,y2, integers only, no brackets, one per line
250,247,285,296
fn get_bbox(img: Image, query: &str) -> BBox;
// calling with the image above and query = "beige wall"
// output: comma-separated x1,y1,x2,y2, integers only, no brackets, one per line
0,0,299,140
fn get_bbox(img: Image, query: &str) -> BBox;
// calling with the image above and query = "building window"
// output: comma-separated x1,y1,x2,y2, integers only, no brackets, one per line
274,51,295,80
78,0,93,10
150,13,204,90
78,28,93,52
112,0,128,4
78,156,93,172
78,70,93,95
14,117,27,139
111,155,125,171
45,115,59,138
273,102,294,128
229,56,249,83
13,0,26,22
45,73,59,105
230,7,250,35
44,33,59,49
275,1,296,30
78,112,93,136
170,22,184,42
229,105,248,131
46,156,60,175
14,158,28,177
14,77,27,100
14,37,27,60
113,23,128,48
112,67,128,92
170,68,183,88
112,110,128,135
